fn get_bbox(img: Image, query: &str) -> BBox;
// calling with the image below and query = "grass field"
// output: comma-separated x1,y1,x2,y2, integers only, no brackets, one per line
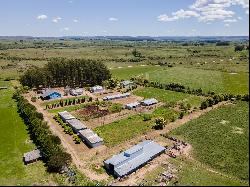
133,87,205,107
170,101,249,181
141,157,248,186
0,81,54,185
94,107,179,147
112,66,249,94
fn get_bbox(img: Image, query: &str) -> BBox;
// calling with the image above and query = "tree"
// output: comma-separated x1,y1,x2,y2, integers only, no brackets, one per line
235,45,245,52
132,49,141,57
153,117,166,130
47,151,72,172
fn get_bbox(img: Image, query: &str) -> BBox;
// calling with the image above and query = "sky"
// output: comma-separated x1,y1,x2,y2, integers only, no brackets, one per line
0,0,249,36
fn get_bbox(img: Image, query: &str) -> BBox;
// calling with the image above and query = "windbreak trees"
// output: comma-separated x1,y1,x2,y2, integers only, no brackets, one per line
20,58,111,88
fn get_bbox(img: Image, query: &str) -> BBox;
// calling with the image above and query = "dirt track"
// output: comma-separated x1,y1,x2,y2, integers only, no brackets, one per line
24,91,230,183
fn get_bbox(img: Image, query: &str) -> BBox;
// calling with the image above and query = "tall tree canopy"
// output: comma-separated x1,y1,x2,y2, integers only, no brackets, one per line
20,58,111,88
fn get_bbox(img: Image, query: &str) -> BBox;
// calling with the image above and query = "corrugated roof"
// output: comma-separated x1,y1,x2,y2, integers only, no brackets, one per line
125,102,140,108
23,149,42,162
58,111,76,121
141,98,158,105
41,89,60,98
120,80,133,86
103,93,130,101
66,118,87,131
104,140,165,177
78,129,103,144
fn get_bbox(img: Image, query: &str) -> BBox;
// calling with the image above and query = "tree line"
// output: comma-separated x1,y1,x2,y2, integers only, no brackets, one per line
13,87,72,172
20,58,111,88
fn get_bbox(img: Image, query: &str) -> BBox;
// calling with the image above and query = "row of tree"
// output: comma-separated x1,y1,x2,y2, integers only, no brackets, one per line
13,88,72,172
45,97,93,110
20,58,111,88
200,94,249,109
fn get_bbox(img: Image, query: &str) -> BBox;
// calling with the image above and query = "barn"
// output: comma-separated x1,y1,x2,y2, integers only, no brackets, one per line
40,89,61,100
66,118,87,133
104,140,166,177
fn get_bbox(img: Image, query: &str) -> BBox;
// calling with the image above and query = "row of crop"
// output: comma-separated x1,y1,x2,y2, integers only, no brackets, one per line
13,88,72,172
53,115,81,144
200,94,249,109
45,97,93,110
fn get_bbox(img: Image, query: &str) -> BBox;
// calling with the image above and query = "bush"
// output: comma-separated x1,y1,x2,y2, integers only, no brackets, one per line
31,96,37,102
179,112,185,119
109,103,123,113
142,114,152,121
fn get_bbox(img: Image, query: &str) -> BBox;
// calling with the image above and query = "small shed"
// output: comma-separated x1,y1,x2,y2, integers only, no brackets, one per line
120,80,134,88
70,88,84,96
141,98,158,106
78,129,103,148
90,85,104,93
58,111,76,122
41,89,61,100
125,102,140,110
23,149,42,165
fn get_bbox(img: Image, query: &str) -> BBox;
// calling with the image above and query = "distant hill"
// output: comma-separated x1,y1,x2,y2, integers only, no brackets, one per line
0,35,248,42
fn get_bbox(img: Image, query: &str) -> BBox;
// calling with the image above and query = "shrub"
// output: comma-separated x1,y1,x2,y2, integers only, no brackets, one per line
142,114,152,121
31,96,37,102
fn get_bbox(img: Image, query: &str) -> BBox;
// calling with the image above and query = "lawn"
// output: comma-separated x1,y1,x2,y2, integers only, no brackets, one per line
94,107,179,147
170,101,249,181
133,87,205,107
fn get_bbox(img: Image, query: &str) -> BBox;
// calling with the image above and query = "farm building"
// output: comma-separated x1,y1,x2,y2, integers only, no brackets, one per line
78,128,103,148
120,80,134,88
141,98,158,106
90,85,104,93
66,118,87,133
58,111,76,122
40,89,61,100
125,102,140,110
70,88,84,96
23,149,42,165
104,140,166,177
103,93,130,101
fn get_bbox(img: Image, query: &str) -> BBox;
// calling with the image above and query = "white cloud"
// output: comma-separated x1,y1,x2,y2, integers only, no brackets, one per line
158,9,199,22
157,14,178,22
37,14,48,20
109,17,118,21
246,9,249,14
224,23,230,26
238,16,242,19
223,18,237,22
73,19,78,23
52,17,62,23
172,9,200,18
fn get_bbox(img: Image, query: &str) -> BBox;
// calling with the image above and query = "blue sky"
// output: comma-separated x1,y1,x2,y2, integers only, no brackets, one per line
0,0,249,36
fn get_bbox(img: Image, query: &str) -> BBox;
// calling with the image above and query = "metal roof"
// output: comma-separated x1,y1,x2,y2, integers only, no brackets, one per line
104,140,165,177
78,129,103,144
120,80,133,86
103,93,130,101
41,89,60,98
23,149,42,162
66,118,87,131
58,111,76,121
91,85,103,90
125,102,140,108
141,98,158,105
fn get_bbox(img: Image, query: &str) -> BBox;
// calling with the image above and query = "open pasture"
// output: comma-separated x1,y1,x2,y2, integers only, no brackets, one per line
170,101,249,181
